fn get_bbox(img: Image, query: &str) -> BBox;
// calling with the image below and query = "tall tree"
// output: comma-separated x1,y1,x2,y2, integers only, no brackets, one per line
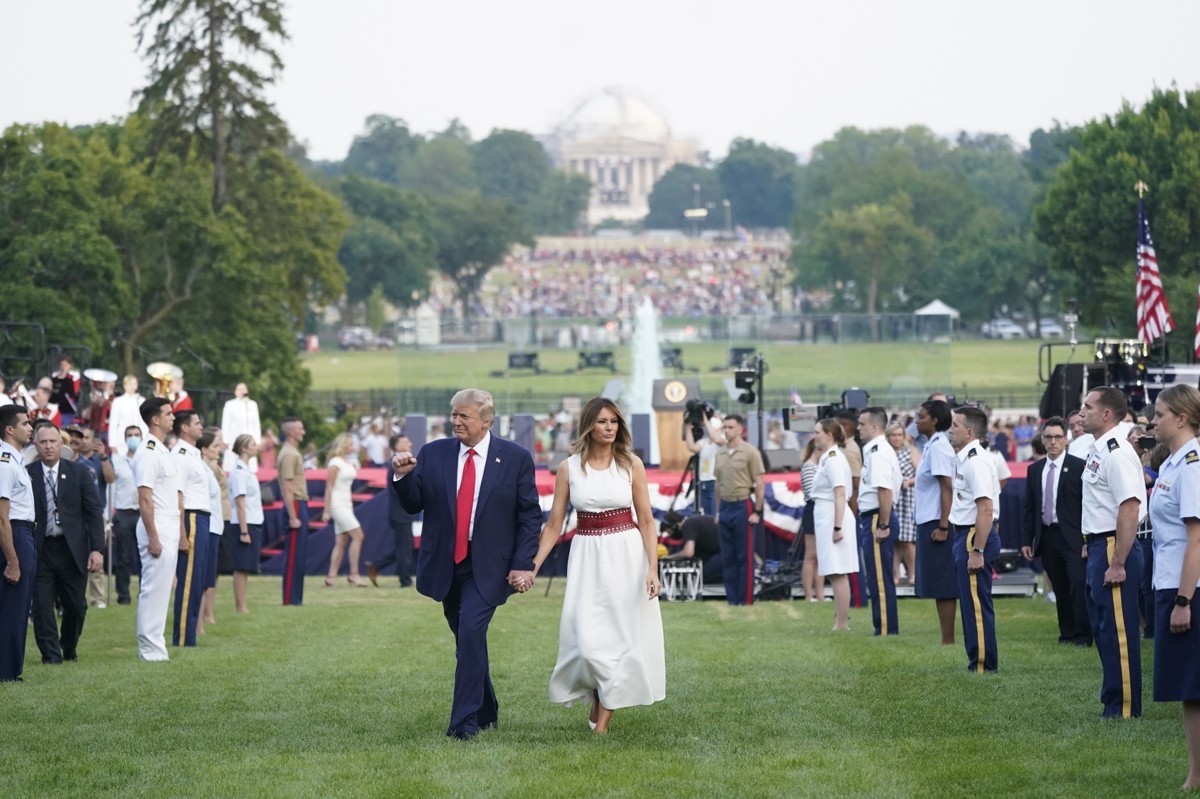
804,193,934,340
1035,87,1200,335
430,195,532,316
336,176,436,309
718,138,799,228
644,164,724,230
343,115,423,187
134,0,289,213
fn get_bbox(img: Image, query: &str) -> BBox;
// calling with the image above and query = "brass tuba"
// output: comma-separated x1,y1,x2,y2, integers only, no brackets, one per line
146,362,183,398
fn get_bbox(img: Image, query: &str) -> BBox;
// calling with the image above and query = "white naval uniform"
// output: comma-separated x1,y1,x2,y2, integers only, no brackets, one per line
133,434,182,661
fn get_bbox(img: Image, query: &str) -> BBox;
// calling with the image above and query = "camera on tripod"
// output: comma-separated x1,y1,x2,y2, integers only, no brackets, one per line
684,398,717,442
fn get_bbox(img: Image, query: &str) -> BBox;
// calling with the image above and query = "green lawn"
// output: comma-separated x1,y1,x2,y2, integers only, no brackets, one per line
2,577,1184,798
304,339,1053,402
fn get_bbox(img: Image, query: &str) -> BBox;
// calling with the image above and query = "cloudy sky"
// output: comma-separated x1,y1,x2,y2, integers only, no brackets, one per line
4,0,1199,161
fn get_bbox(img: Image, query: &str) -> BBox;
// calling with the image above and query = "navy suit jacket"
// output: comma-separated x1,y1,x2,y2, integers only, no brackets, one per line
391,434,541,607
1021,454,1084,554
28,458,106,575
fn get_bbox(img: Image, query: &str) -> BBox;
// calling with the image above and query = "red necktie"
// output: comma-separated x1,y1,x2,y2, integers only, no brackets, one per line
455,448,477,564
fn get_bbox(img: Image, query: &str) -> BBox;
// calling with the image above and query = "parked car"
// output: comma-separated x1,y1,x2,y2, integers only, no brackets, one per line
981,319,1026,339
1026,317,1065,338
336,326,393,350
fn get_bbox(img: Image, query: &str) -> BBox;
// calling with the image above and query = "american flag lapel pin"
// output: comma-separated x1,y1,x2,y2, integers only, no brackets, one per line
495,457,501,464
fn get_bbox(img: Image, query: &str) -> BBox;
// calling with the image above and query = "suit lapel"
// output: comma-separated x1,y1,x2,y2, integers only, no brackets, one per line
474,441,503,524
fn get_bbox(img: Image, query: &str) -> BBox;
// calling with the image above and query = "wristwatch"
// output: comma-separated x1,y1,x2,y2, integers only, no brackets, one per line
876,523,890,530
833,526,842,532
936,525,948,532
1176,594,1192,608
971,547,984,554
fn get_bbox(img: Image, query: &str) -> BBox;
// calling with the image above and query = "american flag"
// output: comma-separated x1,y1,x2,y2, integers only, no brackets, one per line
1194,283,1200,358
1136,199,1174,344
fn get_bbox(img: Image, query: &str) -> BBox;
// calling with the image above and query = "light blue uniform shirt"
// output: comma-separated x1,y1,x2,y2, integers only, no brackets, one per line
1149,439,1200,591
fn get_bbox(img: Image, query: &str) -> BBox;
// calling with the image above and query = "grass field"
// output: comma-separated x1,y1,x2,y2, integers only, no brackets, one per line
303,339,1056,404
3,576,1185,798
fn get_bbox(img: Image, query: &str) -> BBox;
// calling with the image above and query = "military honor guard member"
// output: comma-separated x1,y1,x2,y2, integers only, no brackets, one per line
713,414,765,606
1078,386,1148,718
28,423,105,664
913,399,959,645
277,417,309,606
1147,384,1200,790
170,411,211,647
133,398,184,661
856,407,902,635
0,406,36,681
948,406,1002,672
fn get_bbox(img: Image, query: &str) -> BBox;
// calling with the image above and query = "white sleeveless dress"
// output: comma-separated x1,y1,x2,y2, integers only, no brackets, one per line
326,456,360,534
548,455,666,710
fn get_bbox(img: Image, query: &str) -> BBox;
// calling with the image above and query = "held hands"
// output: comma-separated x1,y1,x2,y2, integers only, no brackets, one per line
391,451,417,477
507,570,535,593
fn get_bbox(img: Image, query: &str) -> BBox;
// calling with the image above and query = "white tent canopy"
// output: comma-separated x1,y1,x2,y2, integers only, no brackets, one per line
913,299,960,319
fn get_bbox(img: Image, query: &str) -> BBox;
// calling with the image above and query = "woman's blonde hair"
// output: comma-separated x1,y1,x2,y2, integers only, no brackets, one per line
572,397,633,475
328,433,355,460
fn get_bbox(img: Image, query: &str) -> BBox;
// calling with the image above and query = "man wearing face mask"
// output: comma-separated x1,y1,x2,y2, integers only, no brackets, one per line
111,426,143,605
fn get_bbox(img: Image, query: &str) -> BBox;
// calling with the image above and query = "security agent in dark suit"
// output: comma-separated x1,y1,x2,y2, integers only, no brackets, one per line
28,422,105,664
366,434,415,587
1021,416,1091,646
391,389,541,740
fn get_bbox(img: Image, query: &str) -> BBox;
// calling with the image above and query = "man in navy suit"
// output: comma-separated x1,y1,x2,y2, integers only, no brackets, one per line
1021,416,1090,646
28,422,106,664
391,389,541,740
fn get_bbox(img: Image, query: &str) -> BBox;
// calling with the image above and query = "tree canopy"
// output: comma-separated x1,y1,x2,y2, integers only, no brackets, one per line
1035,87,1200,338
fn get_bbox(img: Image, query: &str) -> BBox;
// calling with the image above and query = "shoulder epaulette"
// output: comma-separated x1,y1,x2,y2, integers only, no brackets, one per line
1186,451,1200,465
177,446,186,454
868,443,878,454
828,450,837,458
146,440,156,450
967,449,977,458
1107,438,1120,452
0,452,10,463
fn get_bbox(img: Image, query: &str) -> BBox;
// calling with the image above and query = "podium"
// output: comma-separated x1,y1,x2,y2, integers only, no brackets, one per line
652,378,703,472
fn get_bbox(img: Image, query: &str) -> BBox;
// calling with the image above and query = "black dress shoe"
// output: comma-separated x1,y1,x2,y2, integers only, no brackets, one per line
118,598,132,605
447,729,477,741
480,722,497,731
399,580,412,588
42,659,62,665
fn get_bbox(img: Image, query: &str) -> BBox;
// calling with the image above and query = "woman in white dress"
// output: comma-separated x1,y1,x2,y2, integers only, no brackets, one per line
810,419,859,631
532,397,666,734
322,433,368,586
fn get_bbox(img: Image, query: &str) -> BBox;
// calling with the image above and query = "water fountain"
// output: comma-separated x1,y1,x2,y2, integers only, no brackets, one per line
625,296,662,465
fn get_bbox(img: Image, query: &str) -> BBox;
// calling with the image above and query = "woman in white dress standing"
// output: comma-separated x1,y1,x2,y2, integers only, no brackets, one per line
322,433,368,587
810,419,859,631
532,397,666,734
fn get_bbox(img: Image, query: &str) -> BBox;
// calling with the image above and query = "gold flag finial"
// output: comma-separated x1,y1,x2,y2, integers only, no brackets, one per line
1135,180,1149,198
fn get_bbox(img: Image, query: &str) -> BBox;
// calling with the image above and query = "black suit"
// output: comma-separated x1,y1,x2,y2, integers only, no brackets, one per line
28,458,106,663
1022,454,1090,644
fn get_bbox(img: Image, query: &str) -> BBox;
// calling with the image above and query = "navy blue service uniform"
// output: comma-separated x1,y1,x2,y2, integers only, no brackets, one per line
950,439,1001,672
1082,428,1148,718
857,434,901,635
0,436,37,681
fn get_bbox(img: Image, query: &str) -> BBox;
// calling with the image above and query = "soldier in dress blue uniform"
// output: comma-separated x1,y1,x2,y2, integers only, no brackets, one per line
1078,386,1148,718
856,407,901,635
1147,384,1200,789
948,406,1002,672
0,405,36,681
